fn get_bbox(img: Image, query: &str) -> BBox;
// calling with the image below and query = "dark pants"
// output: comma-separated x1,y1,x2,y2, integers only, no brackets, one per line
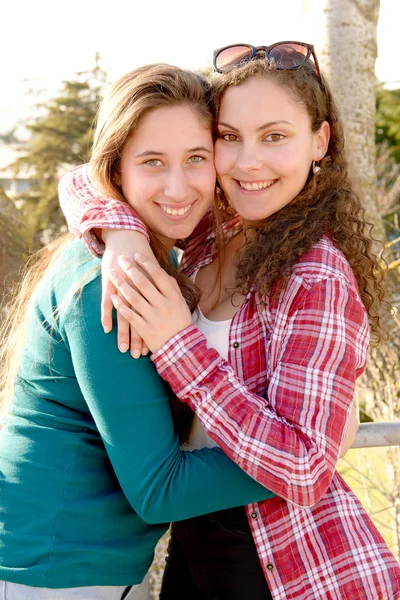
159,506,273,600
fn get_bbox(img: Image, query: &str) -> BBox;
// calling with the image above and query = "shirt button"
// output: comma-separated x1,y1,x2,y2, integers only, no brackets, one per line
251,511,258,519
266,563,274,571
232,341,240,349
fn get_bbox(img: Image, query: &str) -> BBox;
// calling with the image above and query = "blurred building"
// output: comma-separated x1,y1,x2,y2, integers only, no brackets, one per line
0,144,37,202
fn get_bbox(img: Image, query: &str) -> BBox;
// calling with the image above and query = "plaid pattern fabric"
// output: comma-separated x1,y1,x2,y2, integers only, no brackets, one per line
59,165,400,599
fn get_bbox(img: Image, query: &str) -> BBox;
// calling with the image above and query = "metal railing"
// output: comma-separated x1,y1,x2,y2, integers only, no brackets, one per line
352,422,400,448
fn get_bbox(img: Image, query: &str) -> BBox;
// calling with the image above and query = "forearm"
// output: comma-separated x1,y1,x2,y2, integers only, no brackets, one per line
152,326,332,507
151,280,368,508
102,229,156,261
65,278,274,524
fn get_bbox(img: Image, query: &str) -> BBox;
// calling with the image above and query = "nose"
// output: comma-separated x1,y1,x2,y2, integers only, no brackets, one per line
164,167,190,202
234,143,264,173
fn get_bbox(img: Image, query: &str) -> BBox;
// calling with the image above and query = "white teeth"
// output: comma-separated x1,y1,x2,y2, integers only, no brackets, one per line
160,204,192,216
239,180,275,191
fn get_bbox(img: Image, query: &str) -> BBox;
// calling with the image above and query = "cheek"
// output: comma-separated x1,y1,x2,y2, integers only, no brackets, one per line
270,146,311,178
190,165,217,200
204,164,217,196
214,141,234,176
121,170,158,208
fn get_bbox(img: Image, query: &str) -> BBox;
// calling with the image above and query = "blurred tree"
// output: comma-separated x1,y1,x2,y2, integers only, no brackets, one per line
0,187,30,301
306,0,383,236
9,54,107,245
376,87,400,163
0,129,18,144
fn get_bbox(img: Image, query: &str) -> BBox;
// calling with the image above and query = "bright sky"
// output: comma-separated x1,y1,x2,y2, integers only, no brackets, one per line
1,0,398,133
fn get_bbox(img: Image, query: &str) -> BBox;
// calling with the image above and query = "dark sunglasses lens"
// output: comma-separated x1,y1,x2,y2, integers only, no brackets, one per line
215,45,253,71
269,43,308,69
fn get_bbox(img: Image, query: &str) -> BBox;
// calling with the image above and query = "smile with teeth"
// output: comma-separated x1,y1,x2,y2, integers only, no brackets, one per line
239,180,277,191
159,203,193,216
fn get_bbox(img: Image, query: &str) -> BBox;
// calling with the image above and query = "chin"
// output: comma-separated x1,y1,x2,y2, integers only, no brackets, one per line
235,210,270,223
173,225,196,239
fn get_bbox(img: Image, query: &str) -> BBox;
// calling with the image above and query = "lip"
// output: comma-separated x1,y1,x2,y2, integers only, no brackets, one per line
155,200,196,219
234,179,278,194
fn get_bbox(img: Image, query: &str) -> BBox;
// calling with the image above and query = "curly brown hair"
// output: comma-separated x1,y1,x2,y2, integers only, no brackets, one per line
211,59,387,346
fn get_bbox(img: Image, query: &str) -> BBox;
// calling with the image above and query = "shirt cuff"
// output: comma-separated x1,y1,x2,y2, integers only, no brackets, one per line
79,211,151,257
151,323,222,399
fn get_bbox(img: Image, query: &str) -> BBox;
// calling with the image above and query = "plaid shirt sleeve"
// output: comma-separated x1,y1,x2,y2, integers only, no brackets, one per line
58,164,150,256
151,275,369,508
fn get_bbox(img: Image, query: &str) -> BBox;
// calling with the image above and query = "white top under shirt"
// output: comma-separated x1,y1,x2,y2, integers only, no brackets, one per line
181,272,233,452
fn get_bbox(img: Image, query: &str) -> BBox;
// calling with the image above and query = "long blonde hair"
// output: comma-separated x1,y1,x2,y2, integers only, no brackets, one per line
0,234,73,414
0,63,214,418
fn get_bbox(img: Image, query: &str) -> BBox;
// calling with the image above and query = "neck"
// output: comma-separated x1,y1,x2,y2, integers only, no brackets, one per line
154,234,176,255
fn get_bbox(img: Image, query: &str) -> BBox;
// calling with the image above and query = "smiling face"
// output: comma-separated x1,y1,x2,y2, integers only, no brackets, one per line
214,77,330,226
118,104,216,250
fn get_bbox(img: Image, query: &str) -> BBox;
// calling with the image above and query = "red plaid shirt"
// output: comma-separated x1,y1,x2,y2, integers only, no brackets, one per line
59,165,400,599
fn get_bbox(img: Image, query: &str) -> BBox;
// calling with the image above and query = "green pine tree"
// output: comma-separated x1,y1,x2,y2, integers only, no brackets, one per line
10,54,108,245
376,86,400,163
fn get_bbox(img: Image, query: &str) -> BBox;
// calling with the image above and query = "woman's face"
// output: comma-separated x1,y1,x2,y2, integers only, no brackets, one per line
214,77,329,226
119,104,216,250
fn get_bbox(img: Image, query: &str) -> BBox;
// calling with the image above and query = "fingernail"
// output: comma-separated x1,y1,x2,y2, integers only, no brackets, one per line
131,350,141,359
103,326,111,334
141,349,149,355
119,343,128,353
133,252,145,261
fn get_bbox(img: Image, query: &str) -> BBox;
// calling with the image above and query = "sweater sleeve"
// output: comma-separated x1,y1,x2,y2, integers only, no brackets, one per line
151,278,369,508
62,275,274,524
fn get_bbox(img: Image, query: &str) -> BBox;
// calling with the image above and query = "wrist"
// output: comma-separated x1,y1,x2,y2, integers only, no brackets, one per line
103,229,156,260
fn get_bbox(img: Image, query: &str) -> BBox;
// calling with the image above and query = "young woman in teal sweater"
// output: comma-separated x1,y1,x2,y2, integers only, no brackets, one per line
0,64,275,600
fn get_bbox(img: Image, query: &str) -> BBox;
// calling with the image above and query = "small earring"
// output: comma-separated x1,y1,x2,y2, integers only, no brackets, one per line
312,160,321,174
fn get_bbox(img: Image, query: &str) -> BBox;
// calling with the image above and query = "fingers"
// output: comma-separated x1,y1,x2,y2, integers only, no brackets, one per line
141,342,150,356
130,325,145,359
110,294,144,330
101,278,116,334
100,246,152,358
119,254,174,299
109,269,151,316
116,291,131,354
104,277,147,358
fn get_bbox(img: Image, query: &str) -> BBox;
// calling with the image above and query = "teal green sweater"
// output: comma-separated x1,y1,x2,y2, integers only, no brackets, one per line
0,239,274,588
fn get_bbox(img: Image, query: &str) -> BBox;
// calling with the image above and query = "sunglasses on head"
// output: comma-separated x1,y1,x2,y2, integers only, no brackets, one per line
213,42,321,80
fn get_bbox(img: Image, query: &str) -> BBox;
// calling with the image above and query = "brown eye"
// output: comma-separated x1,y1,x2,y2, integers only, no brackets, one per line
222,133,239,142
265,134,285,142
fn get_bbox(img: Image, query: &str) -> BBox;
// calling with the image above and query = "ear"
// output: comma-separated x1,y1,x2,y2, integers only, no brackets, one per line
113,169,121,187
313,120,330,160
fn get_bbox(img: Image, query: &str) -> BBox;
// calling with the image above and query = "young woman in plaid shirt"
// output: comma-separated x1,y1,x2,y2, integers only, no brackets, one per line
59,47,400,599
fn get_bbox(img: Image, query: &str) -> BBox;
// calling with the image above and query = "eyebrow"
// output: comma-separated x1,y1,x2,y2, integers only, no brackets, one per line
217,120,294,132
135,146,213,158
